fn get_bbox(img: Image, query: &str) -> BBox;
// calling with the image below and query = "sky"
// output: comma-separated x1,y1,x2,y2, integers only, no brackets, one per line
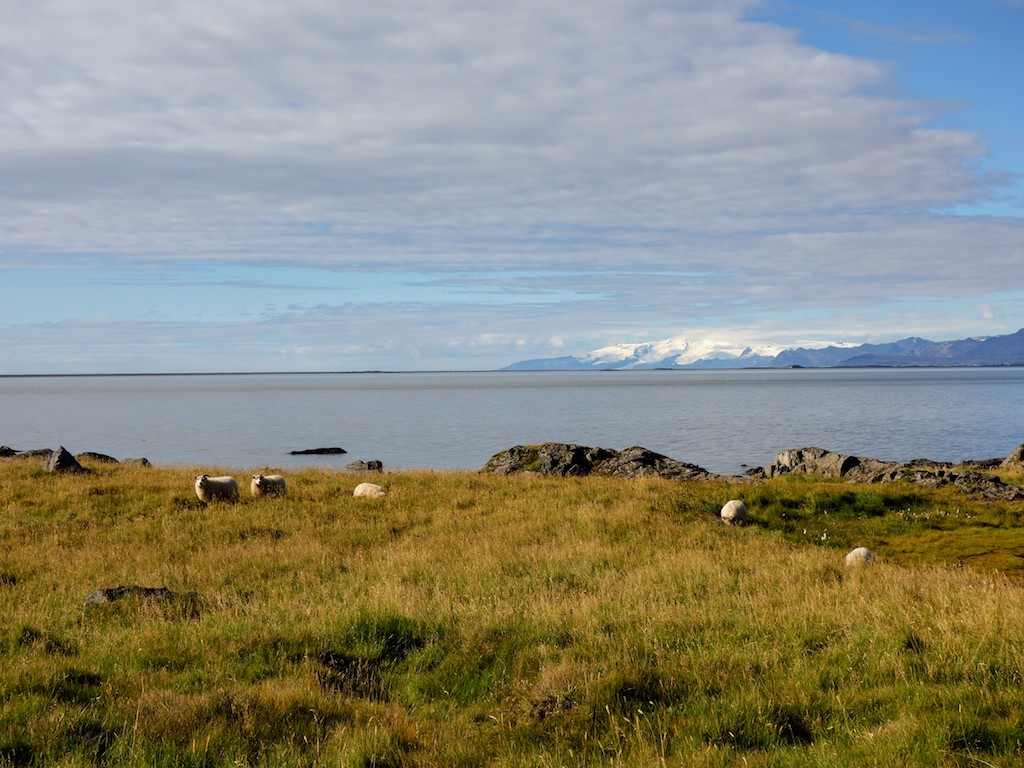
2,0,1022,373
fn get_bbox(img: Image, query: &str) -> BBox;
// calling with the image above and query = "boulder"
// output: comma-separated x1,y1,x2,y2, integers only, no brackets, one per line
1000,443,1024,469
481,443,715,480
0,446,19,458
346,459,383,472
42,446,85,474
122,457,153,467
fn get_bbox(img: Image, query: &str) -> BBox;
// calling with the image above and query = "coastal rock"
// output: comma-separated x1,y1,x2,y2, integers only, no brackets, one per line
593,445,714,480
900,468,1024,501
757,446,1024,501
43,447,85,474
0,445,19,458
482,443,614,477
289,447,347,455
1000,443,1024,469
122,457,153,467
763,447,901,480
346,459,383,472
17,449,54,460
481,443,715,480
76,451,119,464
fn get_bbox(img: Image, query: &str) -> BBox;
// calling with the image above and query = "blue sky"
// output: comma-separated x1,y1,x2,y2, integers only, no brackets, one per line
2,0,1022,373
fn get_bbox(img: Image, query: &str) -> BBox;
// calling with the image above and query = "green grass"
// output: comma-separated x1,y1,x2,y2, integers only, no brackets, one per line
0,459,1023,766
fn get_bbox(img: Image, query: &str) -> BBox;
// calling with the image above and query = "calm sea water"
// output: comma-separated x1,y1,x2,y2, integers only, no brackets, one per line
1,368,1021,476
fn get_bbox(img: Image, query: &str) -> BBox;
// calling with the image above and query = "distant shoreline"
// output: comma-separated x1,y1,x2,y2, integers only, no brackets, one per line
2,364,1023,379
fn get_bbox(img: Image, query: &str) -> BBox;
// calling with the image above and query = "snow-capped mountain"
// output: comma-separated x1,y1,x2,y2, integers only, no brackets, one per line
579,337,788,369
503,329,1024,370
505,336,795,370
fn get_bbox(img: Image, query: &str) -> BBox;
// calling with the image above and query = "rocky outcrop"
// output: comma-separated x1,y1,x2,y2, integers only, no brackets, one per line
0,446,19,458
289,447,347,455
1000,443,1024,470
898,468,1024,501
483,442,1023,499
76,451,119,464
590,445,713,479
481,443,715,480
755,446,1024,501
14,449,53,460
42,447,85,474
760,447,902,481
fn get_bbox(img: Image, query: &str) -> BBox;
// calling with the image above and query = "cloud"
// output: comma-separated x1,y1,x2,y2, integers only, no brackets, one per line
0,0,1021,372
1,0,995,250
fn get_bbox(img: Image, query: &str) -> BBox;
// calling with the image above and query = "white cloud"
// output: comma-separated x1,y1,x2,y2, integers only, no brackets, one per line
0,0,1021,372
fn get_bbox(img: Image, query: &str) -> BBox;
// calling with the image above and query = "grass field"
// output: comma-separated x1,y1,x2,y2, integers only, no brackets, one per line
1,458,1023,766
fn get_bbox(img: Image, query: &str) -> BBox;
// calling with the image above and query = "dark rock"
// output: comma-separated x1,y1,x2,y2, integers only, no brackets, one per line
961,458,1004,469
42,446,85,474
905,457,954,469
75,451,119,464
122,457,153,467
0,445,19,458
83,585,173,607
16,448,53,459
482,443,613,477
346,459,383,472
592,445,713,479
481,443,715,480
289,447,347,455
765,446,1024,501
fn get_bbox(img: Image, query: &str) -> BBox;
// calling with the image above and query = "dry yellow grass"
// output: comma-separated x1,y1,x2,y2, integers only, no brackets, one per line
1,459,1022,766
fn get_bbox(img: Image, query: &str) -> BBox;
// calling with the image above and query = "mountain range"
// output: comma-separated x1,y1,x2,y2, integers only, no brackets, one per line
504,328,1024,370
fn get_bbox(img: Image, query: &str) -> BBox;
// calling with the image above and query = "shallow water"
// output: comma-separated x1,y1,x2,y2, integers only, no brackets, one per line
1,368,1021,475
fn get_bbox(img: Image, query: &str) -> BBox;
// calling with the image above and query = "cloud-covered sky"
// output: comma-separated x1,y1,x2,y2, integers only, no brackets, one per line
2,0,1022,373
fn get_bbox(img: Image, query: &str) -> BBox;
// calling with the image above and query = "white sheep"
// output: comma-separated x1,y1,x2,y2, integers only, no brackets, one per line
194,474,239,503
720,499,748,525
353,482,387,498
250,473,287,497
844,547,875,567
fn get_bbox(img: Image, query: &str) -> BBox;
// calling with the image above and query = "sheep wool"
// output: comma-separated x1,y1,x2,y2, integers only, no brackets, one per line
720,499,748,525
250,473,287,497
353,482,387,498
194,474,239,503
844,547,875,567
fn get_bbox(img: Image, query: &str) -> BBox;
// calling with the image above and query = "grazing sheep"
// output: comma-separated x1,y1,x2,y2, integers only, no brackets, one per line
194,474,239,503
353,482,387,498
844,547,875,567
250,473,287,497
720,499,748,525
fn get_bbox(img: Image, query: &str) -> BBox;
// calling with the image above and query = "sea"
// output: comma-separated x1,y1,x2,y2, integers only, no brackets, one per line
1,368,1021,476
